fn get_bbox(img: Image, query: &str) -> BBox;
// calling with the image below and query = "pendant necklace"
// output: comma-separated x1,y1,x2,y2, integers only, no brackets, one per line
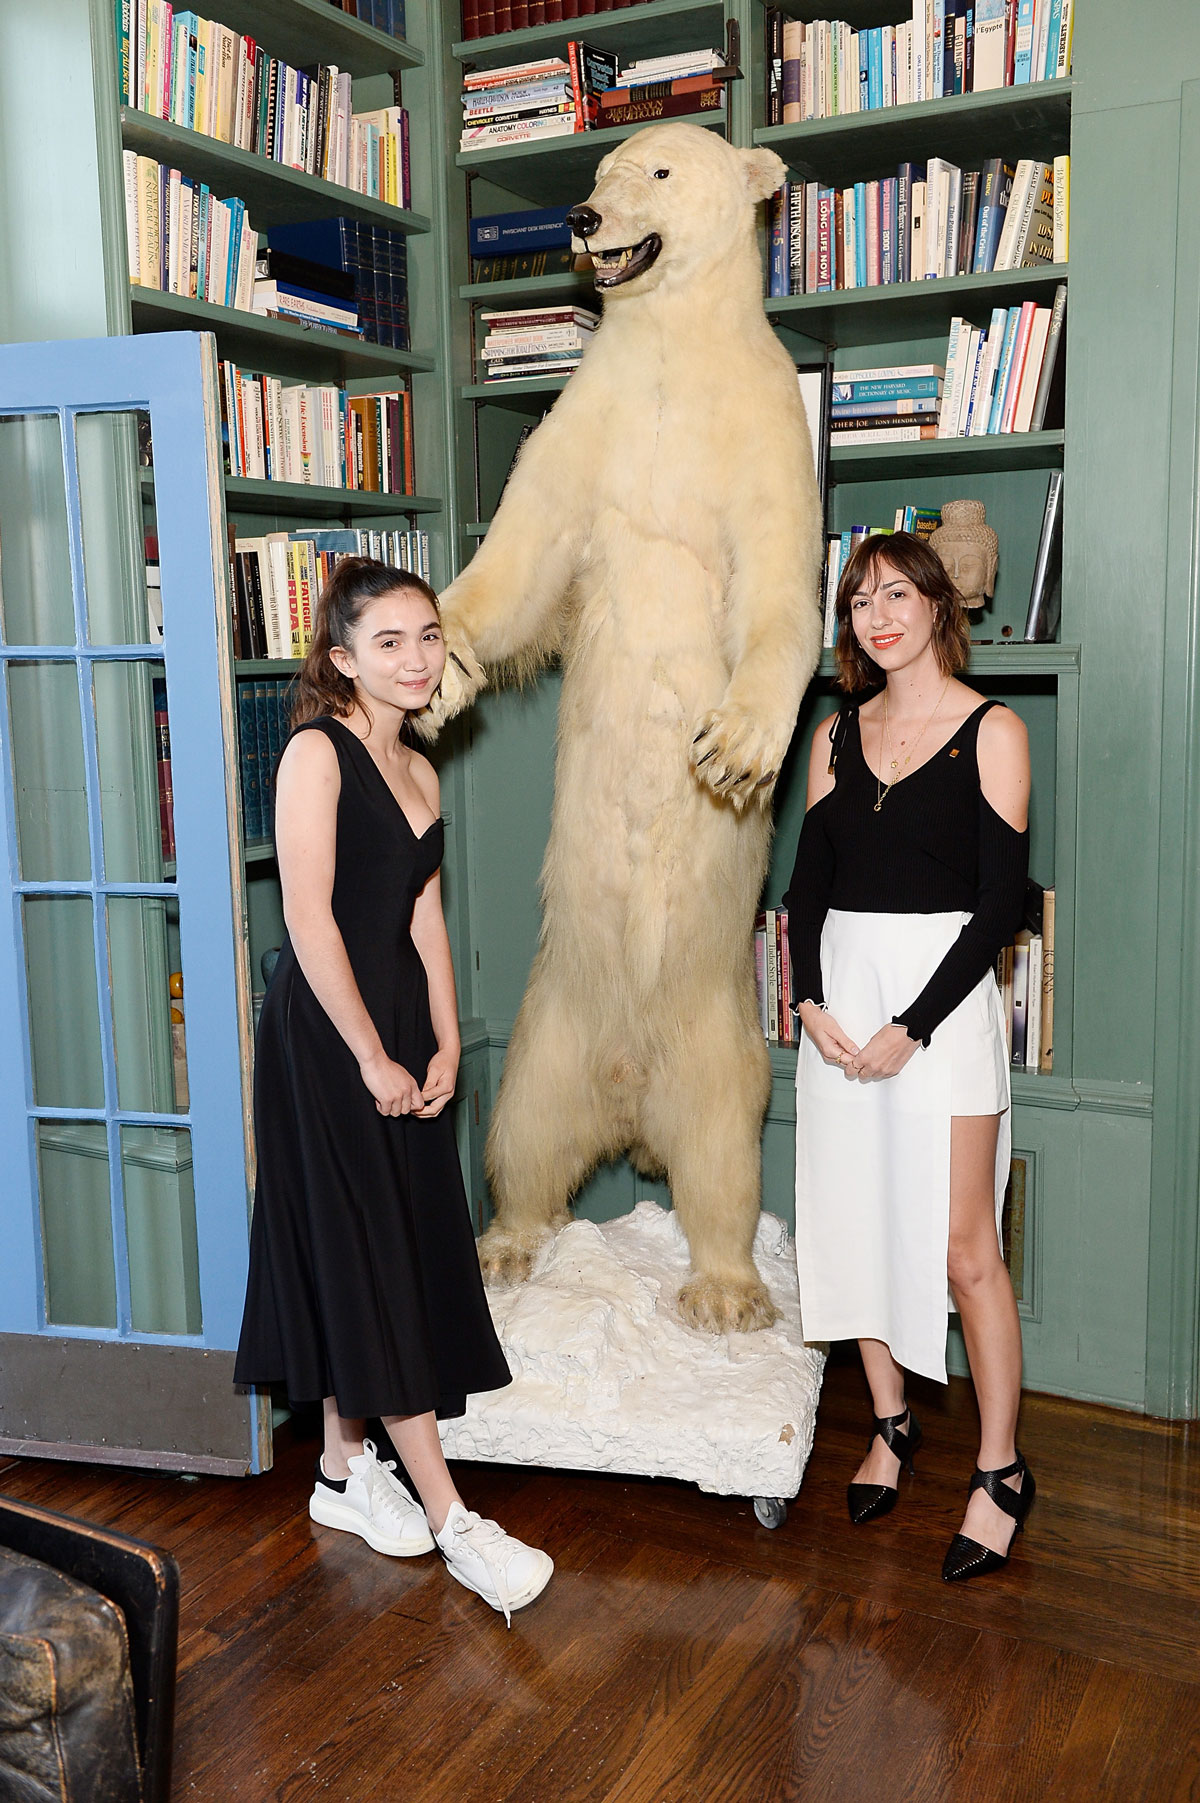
874,677,951,812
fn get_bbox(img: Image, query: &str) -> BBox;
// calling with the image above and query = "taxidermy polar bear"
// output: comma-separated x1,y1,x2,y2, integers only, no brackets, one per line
430,122,823,1331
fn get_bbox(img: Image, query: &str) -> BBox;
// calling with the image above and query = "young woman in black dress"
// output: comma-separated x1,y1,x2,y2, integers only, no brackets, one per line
234,559,552,1623
786,533,1036,1581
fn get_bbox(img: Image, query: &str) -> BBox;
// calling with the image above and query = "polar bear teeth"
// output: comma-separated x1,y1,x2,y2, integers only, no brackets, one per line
591,233,663,288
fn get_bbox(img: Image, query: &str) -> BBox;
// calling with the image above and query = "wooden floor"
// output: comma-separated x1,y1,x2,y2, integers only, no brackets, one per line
2,1360,1197,1802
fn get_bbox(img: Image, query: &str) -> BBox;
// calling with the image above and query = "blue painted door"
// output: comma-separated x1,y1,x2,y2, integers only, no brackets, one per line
0,333,266,1474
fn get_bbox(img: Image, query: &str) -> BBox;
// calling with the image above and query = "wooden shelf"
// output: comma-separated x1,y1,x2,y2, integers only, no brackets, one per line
456,111,728,208
830,428,1065,481
756,80,1073,186
192,0,423,77
130,289,433,383
816,642,1079,678
454,0,726,70
120,111,431,235
462,374,570,412
767,263,1068,348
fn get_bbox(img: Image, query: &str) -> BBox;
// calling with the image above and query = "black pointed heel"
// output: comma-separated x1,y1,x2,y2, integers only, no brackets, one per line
941,1451,1036,1581
846,1407,922,1524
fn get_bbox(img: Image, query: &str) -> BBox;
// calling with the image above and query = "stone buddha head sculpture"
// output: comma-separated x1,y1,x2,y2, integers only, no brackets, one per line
929,499,998,610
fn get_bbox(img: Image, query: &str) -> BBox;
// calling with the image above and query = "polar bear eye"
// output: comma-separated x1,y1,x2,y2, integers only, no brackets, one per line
652,167,670,179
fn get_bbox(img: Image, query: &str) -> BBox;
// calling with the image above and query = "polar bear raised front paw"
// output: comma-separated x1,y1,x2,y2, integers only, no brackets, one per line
677,1271,779,1333
477,1222,556,1287
410,631,487,743
689,704,788,809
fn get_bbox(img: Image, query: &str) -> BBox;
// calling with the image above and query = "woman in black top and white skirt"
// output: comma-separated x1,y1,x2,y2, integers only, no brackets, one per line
785,532,1035,1582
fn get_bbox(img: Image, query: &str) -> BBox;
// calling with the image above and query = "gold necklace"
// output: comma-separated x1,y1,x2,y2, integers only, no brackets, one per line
874,678,951,812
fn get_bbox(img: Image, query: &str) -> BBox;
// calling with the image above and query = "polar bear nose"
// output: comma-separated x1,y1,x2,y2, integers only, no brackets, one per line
566,204,602,239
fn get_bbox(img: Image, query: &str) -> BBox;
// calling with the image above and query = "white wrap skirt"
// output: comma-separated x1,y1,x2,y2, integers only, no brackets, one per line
794,908,1010,1383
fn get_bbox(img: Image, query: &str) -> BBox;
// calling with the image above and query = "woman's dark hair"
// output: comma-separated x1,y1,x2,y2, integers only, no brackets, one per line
833,531,970,694
291,557,441,730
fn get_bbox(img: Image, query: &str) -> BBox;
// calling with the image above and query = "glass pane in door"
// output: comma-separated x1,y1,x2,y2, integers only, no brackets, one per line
77,410,160,647
36,1120,116,1329
121,1126,201,1335
6,660,90,880
93,658,172,882
0,413,75,646
107,894,187,1115
22,895,105,1109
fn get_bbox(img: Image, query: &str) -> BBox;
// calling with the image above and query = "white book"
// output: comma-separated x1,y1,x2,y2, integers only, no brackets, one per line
206,198,230,307
319,387,340,488
925,158,950,280
973,3,1007,90
165,166,181,294
169,15,189,124
970,308,1008,435
881,26,894,106
944,162,963,276
994,160,1037,270
912,0,927,102
937,317,969,438
1025,935,1044,1070
279,389,301,485
843,185,858,287
179,177,194,298
955,327,982,436
1014,306,1052,433
1011,933,1031,1067
1033,0,1053,83
245,379,267,480
1054,0,1074,76
263,376,284,485
234,217,257,313
1053,154,1070,262
122,150,140,284
265,533,292,655
832,362,945,382
822,539,840,646
910,180,927,279
828,424,938,444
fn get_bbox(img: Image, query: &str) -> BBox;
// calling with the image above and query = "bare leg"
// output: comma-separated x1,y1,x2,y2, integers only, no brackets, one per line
851,1339,911,1486
640,997,775,1332
947,1113,1025,1555
322,1397,462,1534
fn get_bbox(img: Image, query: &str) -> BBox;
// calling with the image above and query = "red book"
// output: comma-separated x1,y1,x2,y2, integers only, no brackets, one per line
460,0,478,35
601,72,721,105
817,190,833,291
493,0,513,30
510,0,530,23
597,84,723,127
1005,0,1018,85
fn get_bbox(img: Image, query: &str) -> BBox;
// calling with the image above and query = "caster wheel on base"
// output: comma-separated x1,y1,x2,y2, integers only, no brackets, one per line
752,1495,788,1529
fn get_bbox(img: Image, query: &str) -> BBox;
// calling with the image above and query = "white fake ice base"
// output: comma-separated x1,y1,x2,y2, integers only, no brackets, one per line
440,1202,826,1509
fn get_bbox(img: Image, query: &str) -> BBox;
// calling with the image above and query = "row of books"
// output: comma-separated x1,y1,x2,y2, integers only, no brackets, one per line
999,896,1055,1071
261,220,409,351
218,362,415,495
480,303,599,380
755,908,798,1047
238,677,293,843
229,529,431,661
767,154,1068,298
819,469,1064,646
461,0,654,42
459,45,726,147
756,899,1056,1072
117,5,411,207
764,0,1074,123
327,0,407,35
931,285,1066,440
123,152,259,309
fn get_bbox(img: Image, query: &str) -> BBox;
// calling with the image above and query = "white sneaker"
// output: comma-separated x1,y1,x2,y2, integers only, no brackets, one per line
309,1440,435,1557
435,1501,553,1625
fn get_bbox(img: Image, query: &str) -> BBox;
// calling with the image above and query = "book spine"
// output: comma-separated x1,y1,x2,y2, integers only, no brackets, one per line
1053,153,1070,263
1039,890,1055,1070
1029,281,1067,430
597,87,723,128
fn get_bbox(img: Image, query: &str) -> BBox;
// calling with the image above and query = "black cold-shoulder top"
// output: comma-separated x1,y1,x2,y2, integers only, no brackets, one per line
783,699,1029,1046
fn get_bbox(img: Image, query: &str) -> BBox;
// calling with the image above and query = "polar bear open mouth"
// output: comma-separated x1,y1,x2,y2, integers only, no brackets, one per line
591,234,663,289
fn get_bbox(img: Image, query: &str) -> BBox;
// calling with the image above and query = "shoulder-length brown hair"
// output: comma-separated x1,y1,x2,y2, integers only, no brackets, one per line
833,531,970,693
290,557,442,732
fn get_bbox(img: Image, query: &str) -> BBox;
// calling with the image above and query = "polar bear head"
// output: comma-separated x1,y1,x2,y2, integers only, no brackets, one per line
566,122,784,300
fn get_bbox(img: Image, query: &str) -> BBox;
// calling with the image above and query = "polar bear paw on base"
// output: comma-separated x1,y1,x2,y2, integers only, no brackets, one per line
677,1271,779,1335
477,1219,568,1287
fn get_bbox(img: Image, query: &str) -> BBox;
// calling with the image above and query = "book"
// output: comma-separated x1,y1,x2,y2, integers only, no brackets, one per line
597,85,724,127
1039,888,1055,1071
1023,470,1064,641
829,422,939,443
1026,931,1044,1070
1029,280,1067,430
1011,930,1031,1065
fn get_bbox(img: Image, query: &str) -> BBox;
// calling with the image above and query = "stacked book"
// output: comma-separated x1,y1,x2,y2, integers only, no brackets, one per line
595,48,729,127
768,154,1068,296
460,45,617,150
754,907,796,1047
997,897,1055,1073
764,0,1074,123
461,0,652,41
480,304,599,382
117,7,411,206
123,152,261,310
831,363,945,447
218,362,415,495
470,205,578,284
229,527,431,662
265,220,409,350
935,282,1067,438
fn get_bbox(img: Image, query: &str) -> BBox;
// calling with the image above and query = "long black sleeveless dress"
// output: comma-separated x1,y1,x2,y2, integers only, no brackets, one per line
233,715,511,1421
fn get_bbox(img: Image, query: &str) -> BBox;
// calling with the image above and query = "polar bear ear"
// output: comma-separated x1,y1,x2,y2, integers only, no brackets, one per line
739,146,787,202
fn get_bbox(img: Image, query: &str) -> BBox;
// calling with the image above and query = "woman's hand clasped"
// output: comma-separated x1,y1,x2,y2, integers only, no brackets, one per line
415,1048,458,1119
359,1049,425,1116
797,1005,919,1082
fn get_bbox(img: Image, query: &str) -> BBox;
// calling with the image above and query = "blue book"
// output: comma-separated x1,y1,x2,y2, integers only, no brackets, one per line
268,218,357,272
1043,0,1063,77
832,397,942,417
867,29,882,109
896,163,922,284
768,185,788,297
1014,0,1035,83
469,206,573,258
238,684,262,842
881,177,897,285
858,34,870,111
988,308,1022,433
268,279,357,316
224,196,245,309
854,181,867,289
834,376,944,401
973,158,1015,272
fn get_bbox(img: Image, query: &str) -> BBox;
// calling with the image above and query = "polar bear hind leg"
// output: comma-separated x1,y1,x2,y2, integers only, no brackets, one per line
639,994,777,1332
480,970,629,1285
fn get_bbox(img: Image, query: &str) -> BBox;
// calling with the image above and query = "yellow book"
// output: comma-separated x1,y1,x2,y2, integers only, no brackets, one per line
1053,155,1070,264
194,18,213,138
136,154,160,289
214,24,239,144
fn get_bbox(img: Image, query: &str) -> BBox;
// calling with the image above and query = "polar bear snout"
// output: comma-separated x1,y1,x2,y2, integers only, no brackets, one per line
566,203,601,239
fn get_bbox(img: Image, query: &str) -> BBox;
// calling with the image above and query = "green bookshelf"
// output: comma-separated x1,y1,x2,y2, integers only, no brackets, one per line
768,263,1069,348
453,0,727,69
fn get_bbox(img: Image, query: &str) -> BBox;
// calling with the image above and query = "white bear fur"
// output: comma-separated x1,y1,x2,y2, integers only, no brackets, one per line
431,123,823,1331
